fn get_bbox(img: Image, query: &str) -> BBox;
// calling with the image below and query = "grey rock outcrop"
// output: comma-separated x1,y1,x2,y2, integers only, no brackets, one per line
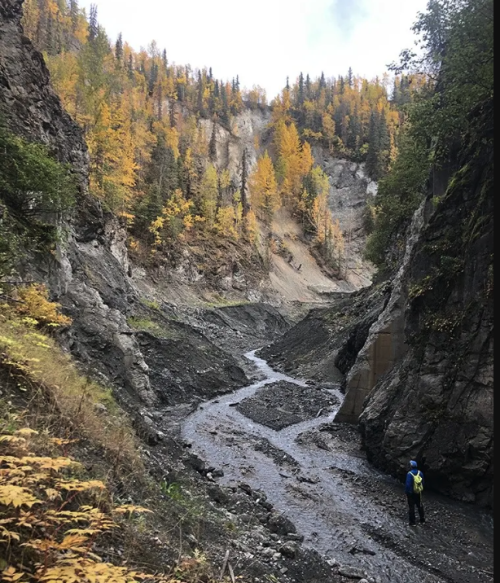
335,199,427,424
0,0,88,189
313,149,377,288
0,0,156,405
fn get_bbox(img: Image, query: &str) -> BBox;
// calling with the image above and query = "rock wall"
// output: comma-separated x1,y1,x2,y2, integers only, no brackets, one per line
357,103,493,507
0,0,88,200
199,107,271,184
312,149,377,288
334,199,426,423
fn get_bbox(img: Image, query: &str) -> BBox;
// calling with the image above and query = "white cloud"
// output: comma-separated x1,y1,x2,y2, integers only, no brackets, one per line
78,0,428,98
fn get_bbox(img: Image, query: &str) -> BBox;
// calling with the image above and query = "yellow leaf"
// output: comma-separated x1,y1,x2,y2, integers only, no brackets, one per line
55,479,105,492
0,526,21,542
44,488,61,501
113,504,153,515
0,485,40,508
14,428,38,437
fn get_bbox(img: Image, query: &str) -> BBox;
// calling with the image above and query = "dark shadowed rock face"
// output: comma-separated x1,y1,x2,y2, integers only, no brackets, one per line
0,0,88,186
137,328,247,405
257,286,389,385
358,101,494,508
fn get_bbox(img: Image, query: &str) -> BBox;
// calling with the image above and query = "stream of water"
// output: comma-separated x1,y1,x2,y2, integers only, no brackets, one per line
180,350,494,583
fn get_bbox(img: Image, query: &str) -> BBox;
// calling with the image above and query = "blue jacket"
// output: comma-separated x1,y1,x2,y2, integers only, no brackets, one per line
405,468,424,494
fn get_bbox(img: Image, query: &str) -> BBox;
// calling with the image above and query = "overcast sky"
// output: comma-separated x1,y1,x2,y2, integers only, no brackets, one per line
79,0,428,99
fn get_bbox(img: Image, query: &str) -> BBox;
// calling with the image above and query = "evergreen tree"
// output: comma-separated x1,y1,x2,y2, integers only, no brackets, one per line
298,72,304,105
346,105,360,152
305,74,311,100
365,111,379,176
115,33,123,63
127,53,133,78
134,135,180,236
220,83,229,125
88,4,98,42
240,148,249,217
347,66,353,88
209,122,217,162
69,0,79,32
197,71,206,117
148,61,158,96
45,15,55,55
319,71,326,91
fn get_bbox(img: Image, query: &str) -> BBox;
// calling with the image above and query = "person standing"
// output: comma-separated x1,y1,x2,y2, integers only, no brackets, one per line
405,460,425,526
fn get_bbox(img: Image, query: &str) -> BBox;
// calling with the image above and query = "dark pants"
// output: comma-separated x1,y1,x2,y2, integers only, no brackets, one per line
407,493,425,525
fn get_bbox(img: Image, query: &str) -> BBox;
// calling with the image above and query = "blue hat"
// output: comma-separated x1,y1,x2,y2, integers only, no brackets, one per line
410,460,417,468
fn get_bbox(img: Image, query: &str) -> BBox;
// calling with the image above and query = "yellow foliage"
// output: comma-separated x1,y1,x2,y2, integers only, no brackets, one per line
149,189,195,245
215,206,238,240
0,485,40,508
14,284,71,328
1,566,26,582
55,479,106,492
248,151,279,223
14,429,38,437
198,164,218,226
0,312,141,477
0,423,226,583
244,210,258,245
112,504,153,516
273,121,311,203
0,429,147,582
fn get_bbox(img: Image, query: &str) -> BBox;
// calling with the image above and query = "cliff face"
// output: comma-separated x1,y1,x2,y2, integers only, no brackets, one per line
0,0,88,186
357,100,493,507
0,0,157,405
316,153,377,289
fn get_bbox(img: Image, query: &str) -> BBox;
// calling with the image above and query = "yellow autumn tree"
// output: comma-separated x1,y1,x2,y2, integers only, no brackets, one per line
215,206,238,239
199,164,219,226
322,113,336,151
274,120,312,205
149,189,197,244
46,52,79,119
232,190,243,236
87,97,138,213
244,208,258,244
305,167,345,270
248,151,279,224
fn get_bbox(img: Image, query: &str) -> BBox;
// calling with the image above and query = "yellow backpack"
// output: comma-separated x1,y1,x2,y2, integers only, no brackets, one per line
413,470,423,494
